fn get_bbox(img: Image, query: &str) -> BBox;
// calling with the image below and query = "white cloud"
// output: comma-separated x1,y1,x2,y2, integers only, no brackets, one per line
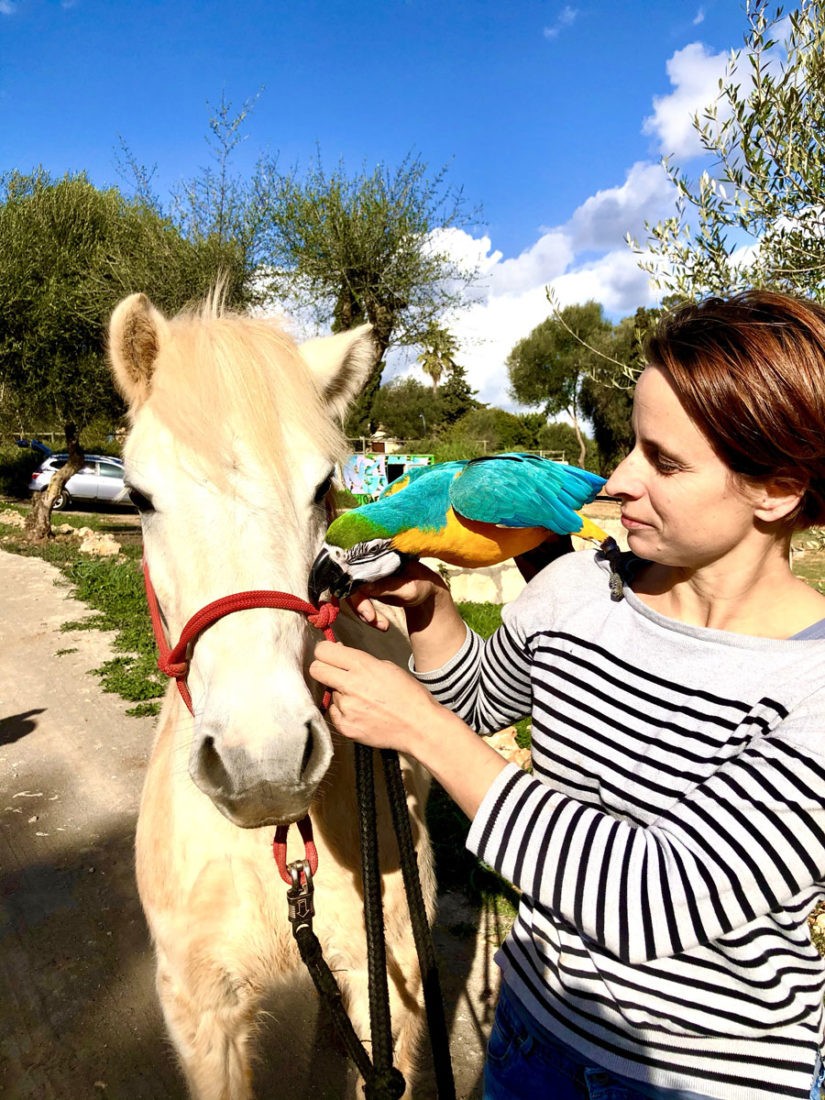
543,5,577,40
642,41,730,158
489,230,573,295
565,160,675,250
0,1,16,13
299,39,741,413
412,160,672,408
693,7,705,26
549,249,658,316
391,216,659,411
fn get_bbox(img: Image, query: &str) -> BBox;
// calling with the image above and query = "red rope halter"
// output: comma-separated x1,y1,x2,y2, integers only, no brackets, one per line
142,559,337,883
142,559,339,712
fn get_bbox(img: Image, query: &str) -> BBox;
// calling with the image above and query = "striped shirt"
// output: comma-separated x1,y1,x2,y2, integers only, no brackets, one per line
416,548,825,1100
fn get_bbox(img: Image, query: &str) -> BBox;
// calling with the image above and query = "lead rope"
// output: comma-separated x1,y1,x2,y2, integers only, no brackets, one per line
380,749,455,1095
355,744,407,1099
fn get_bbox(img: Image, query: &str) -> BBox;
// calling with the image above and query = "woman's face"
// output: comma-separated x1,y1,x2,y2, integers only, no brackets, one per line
604,365,761,568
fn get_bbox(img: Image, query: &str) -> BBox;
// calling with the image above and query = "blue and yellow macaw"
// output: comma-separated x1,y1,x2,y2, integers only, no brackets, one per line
308,452,607,603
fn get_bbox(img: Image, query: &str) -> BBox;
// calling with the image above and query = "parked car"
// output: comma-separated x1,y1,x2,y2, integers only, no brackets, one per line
28,453,132,511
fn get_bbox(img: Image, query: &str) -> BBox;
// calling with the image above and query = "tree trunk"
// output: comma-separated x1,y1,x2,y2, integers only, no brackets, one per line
343,302,394,437
25,423,85,542
569,407,587,469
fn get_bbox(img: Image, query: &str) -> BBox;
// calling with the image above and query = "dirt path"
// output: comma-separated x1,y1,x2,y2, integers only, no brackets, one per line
0,548,496,1099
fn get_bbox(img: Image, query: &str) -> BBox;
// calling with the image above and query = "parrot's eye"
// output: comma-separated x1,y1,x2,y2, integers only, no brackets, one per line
313,471,334,505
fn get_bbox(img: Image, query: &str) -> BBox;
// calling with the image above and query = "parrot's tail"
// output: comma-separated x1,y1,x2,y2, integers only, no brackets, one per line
576,514,610,544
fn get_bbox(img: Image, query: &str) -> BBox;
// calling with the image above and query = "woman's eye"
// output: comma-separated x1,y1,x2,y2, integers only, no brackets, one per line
128,487,155,513
654,458,680,475
313,474,334,505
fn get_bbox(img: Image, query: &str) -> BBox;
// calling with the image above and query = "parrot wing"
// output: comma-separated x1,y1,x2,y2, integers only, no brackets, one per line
448,453,605,535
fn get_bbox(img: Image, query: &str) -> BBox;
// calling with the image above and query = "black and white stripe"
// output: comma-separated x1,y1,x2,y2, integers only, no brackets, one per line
416,549,825,1099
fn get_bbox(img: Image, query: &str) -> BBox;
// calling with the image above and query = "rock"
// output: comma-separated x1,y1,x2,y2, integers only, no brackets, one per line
78,531,121,557
0,509,26,529
483,727,532,770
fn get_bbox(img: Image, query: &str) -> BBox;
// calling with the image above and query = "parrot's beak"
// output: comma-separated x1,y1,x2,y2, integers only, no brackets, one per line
308,545,354,606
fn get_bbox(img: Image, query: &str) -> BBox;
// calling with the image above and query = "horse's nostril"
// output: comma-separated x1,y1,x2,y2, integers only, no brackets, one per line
199,735,230,793
301,722,315,777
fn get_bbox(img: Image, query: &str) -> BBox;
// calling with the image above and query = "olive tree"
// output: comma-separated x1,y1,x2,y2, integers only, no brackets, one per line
256,152,478,434
0,169,245,539
507,301,611,467
638,0,825,301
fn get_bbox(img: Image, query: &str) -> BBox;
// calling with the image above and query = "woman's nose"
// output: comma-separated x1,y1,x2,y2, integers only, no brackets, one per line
605,453,639,499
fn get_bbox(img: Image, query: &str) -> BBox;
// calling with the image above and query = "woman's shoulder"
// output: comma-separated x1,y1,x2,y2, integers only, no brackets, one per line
502,546,612,632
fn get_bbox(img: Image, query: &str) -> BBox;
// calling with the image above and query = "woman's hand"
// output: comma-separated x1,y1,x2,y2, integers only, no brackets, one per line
309,639,444,753
309,638,510,818
346,559,448,632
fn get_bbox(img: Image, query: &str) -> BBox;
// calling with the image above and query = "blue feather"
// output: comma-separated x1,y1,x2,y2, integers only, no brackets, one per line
448,453,604,532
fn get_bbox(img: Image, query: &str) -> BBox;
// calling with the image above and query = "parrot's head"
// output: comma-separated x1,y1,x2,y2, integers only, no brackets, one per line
308,538,407,605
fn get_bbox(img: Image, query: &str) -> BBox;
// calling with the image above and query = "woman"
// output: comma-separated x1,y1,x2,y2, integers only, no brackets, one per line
310,290,825,1100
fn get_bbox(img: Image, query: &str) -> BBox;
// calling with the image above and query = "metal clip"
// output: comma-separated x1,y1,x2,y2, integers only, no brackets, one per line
286,859,315,929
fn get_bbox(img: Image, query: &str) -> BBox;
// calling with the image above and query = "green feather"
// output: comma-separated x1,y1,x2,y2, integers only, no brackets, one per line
325,509,392,548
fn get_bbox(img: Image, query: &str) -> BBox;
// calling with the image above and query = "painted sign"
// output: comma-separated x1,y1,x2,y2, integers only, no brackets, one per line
339,453,433,502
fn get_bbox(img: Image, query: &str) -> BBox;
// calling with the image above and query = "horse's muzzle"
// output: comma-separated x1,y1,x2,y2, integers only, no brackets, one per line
190,719,332,828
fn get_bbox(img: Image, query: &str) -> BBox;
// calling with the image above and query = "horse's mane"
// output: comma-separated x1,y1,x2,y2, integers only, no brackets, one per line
146,292,347,484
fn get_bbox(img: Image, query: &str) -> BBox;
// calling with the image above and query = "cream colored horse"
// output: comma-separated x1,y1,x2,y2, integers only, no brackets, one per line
108,292,435,1099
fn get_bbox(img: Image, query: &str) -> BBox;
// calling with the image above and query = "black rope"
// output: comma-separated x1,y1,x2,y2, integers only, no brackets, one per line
597,535,628,601
381,749,457,1099
355,744,406,1098
292,922,376,1082
283,743,455,1098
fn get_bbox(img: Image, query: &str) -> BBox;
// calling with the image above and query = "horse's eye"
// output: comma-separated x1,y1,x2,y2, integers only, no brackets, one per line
128,487,155,513
313,473,334,505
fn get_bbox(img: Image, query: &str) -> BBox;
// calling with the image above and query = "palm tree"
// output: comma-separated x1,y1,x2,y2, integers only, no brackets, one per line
417,322,459,390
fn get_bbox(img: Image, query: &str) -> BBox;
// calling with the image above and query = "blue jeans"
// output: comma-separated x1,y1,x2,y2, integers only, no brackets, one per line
483,983,722,1100
812,1052,824,1100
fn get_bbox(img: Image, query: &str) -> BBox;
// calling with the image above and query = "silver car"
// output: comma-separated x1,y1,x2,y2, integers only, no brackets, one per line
28,453,131,511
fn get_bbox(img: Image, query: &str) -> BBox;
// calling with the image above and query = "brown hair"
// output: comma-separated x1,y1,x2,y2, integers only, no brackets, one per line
645,289,825,529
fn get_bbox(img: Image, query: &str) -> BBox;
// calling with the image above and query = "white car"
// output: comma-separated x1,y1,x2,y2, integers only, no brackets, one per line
28,453,132,511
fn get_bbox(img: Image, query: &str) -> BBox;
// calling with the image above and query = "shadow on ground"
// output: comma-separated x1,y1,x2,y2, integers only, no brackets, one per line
1,763,493,1099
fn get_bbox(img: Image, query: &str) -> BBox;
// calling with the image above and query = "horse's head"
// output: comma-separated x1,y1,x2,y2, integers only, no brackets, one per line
108,292,375,828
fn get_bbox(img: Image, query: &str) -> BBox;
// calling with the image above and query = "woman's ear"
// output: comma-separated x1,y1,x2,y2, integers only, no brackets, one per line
752,477,808,525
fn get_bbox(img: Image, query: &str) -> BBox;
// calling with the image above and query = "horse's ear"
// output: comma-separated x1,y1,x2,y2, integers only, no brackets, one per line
299,323,376,420
108,293,168,409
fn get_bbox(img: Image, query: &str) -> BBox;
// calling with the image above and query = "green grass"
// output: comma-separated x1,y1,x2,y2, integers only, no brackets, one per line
456,601,502,638
62,554,165,714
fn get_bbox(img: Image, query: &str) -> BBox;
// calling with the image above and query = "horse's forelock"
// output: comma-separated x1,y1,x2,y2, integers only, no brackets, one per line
146,306,346,485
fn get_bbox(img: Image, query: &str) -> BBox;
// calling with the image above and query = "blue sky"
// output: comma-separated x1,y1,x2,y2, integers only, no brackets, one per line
0,0,753,407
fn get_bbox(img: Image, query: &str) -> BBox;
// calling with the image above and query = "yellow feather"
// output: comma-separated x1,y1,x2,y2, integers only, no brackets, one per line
392,507,608,565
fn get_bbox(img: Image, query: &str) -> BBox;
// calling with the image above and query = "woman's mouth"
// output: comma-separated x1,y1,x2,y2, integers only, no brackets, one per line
620,514,649,531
